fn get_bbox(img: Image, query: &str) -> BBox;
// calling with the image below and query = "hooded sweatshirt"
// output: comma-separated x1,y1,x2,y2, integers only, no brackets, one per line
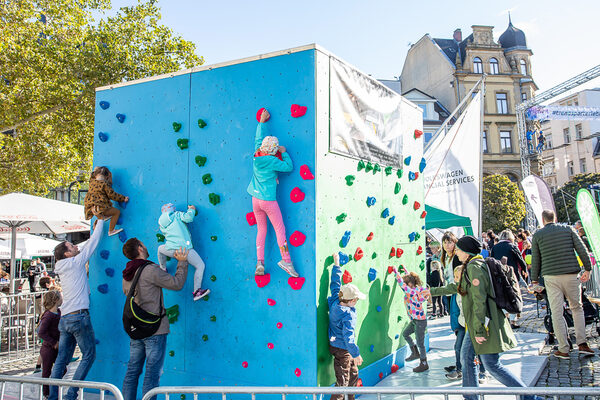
158,208,195,251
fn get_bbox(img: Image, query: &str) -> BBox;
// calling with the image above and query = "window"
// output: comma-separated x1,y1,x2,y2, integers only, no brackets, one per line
580,158,587,173
418,104,427,119
576,123,582,140
489,58,499,74
496,93,508,114
521,92,527,102
520,60,527,75
574,99,579,106
482,131,488,153
563,128,571,144
568,161,574,176
546,134,552,149
473,57,483,74
500,131,512,153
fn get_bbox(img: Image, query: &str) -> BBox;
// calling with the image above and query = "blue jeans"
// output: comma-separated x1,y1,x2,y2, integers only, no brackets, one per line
49,311,96,400
461,332,540,400
122,334,167,400
454,326,466,371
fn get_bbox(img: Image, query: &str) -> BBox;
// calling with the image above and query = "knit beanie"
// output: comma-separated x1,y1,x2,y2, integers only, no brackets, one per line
260,136,279,155
161,203,175,214
456,235,482,256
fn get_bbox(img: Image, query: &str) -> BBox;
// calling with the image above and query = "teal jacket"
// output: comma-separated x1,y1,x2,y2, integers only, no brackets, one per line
158,209,195,251
246,123,293,201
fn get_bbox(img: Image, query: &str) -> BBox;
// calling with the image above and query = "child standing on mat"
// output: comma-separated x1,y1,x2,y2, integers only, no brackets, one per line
395,269,430,373
247,108,298,277
38,290,62,398
158,203,209,301
328,252,365,400
84,166,128,236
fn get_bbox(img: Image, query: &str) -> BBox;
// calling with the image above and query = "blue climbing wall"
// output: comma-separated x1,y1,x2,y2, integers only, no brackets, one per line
89,49,317,391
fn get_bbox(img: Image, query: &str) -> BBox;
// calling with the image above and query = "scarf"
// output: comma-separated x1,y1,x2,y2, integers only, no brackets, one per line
122,259,152,281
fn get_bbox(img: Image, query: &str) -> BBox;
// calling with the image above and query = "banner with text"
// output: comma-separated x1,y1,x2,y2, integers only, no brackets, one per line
424,92,482,236
521,174,556,228
526,106,600,121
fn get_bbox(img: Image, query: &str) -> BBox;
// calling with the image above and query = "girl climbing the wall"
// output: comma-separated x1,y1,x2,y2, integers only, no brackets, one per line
247,108,298,278
84,166,128,236
158,203,209,301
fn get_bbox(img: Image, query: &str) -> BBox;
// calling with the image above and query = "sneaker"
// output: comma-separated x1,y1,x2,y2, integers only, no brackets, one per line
578,343,595,357
444,365,456,373
478,372,489,384
413,360,429,373
255,262,265,276
277,260,299,277
446,370,462,380
553,350,570,360
108,228,123,236
193,288,210,301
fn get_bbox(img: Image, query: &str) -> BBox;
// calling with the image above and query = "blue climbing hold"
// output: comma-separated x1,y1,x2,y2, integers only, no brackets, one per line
340,231,351,248
370,345,375,353
381,208,389,218
366,196,376,207
368,268,377,282
116,113,126,123
419,157,427,173
99,101,110,110
95,339,100,344
105,268,114,277
376,306,382,312
98,132,108,142
395,334,399,339
408,171,416,181
388,216,395,225
97,284,108,294
119,201,127,209
118,230,127,243
408,232,417,242
404,156,411,166
117,216,123,225
100,250,109,260
338,252,349,266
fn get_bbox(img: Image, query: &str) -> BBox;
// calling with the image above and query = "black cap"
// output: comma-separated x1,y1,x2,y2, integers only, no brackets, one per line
456,235,482,256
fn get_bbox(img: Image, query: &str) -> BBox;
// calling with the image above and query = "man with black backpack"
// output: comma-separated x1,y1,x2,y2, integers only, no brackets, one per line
121,238,189,400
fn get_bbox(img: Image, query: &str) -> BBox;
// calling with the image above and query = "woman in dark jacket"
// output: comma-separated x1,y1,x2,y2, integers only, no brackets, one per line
491,230,528,281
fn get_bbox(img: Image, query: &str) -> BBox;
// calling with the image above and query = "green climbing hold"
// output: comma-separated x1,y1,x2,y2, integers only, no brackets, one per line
202,173,212,185
203,295,209,301
210,275,216,282
402,194,408,205
172,122,182,132
195,155,207,167
336,213,347,224
202,334,208,342
348,254,353,261
210,236,217,241
397,169,403,179
415,232,421,241
166,305,179,324
373,164,381,174
385,166,393,176
383,284,390,292
156,233,165,242
371,252,377,259
210,315,216,322
177,138,189,149
194,209,198,216
209,193,220,206
181,395,186,400
345,175,355,186
365,161,373,172
169,350,175,357
166,256,171,261
394,182,401,194
419,260,425,271
357,160,365,171
397,316,402,322
197,119,207,128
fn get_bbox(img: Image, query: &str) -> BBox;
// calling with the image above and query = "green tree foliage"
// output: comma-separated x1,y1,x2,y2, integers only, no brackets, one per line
0,0,203,193
482,174,526,232
553,173,600,223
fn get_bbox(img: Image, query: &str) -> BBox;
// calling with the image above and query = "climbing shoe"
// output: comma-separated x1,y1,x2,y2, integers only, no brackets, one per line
193,288,210,301
277,261,299,278
255,262,265,276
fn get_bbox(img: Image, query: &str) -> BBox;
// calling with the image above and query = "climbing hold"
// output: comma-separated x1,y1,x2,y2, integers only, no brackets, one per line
391,364,399,373
414,129,424,139
419,260,425,271
100,250,109,260
414,201,421,210
408,232,417,242
419,157,427,173
210,236,217,241
97,284,108,294
345,175,355,186
415,171,420,180
340,231,351,248
255,274,271,288
402,194,408,205
290,187,305,203
169,350,175,357
338,252,349,266
210,315,216,322
299,165,314,180
395,334,399,339
396,248,404,258
373,163,381,174
357,379,363,387
366,232,374,241
166,257,171,261
172,122,182,132
357,160,365,171
210,275,216,282
197,119,207,128
156,233,165,242
385,166,393,176
354,248,363,261
420,210,427,219
208,193,220,206
118,230,127,243
203,295,209,301
290,231,306,247
194,209,199,217
397,169,403,179
387,266,395,274
202,174,212,185
242,361,248,368
277,322,283,329
388,216,395,225
256,108,269,122
416,246,423,255
291,104,307,118
408,171,416,181
246,212,256,226
372,252,377,259
267,343,274,349
177,138,189,150
394,182,401,194
366,196,376,207
99,101,110,110
288,277,305,290
105,268,114,277
294,368,302,377
415,232,421,241
98,132,109,142
166,305,179,323
119,200,127,209
381,208,389,218
116,113,125,123
195,155,207,167
342,270,353,284
267,299,276,306
389,247,396,258
202,335,208,342
379,372,384,379
368,268,377,282
376,306,382,312
335,213,347,224
365,161,373,172
404,156,411,166
397,316,402,322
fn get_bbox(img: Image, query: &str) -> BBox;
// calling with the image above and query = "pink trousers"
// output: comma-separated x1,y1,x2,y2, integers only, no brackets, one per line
252,197,291,263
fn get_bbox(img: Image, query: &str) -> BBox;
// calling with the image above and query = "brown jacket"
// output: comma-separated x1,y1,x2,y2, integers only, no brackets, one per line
122,261,188,335
84,178,126,220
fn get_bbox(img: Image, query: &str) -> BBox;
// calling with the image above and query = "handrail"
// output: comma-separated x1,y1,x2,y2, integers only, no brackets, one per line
0,374,124,400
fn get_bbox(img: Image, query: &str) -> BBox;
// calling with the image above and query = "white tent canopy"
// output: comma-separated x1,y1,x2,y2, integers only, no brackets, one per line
0,242,21,259
0,233,61,259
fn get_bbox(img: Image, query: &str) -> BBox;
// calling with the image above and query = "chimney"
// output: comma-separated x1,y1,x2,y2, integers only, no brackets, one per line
453,28,462,42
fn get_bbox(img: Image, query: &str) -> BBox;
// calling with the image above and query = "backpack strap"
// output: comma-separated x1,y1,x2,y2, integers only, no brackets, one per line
127,261,166,318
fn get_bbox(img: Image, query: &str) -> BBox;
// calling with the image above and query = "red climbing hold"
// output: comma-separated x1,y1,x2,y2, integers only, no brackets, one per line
357,379,363,387
416,246,423,255
379,372,384,379
354,248,364,261
246,212,256,226
290,187,305,203
267,299,276,306
414,172,419,180
256,108,270,122
366,232,374,241
254,274,270,288
276,322,283,329
391,364,399,373
300,165,314,180
242,361,248,368
267,343,274,349
342,270,353,284
288,277,305,290
294,368,302,377
291,104,308,118
289,231,306,247
396,248,404,258
420,210,427,219
389,247,396,258
414,129,424,139
387,266,395,274
413,201,421,210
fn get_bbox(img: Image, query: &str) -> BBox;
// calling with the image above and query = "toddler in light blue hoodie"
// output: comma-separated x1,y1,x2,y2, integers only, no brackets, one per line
158,203,209,301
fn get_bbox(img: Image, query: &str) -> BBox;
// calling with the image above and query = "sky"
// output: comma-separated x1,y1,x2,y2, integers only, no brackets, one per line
105,0,600,96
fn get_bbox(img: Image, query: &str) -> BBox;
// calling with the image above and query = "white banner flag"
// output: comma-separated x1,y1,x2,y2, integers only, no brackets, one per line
521,174,556,228
424,92,482,236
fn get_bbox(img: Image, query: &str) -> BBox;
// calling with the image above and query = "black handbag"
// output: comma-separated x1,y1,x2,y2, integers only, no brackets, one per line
122,261,165,340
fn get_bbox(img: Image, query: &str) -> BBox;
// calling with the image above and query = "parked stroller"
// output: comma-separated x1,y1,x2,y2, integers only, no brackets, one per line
541,287,600,340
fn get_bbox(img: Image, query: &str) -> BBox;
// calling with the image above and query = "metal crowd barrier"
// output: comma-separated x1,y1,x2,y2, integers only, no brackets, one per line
142,386,600,400
0,374,123,400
